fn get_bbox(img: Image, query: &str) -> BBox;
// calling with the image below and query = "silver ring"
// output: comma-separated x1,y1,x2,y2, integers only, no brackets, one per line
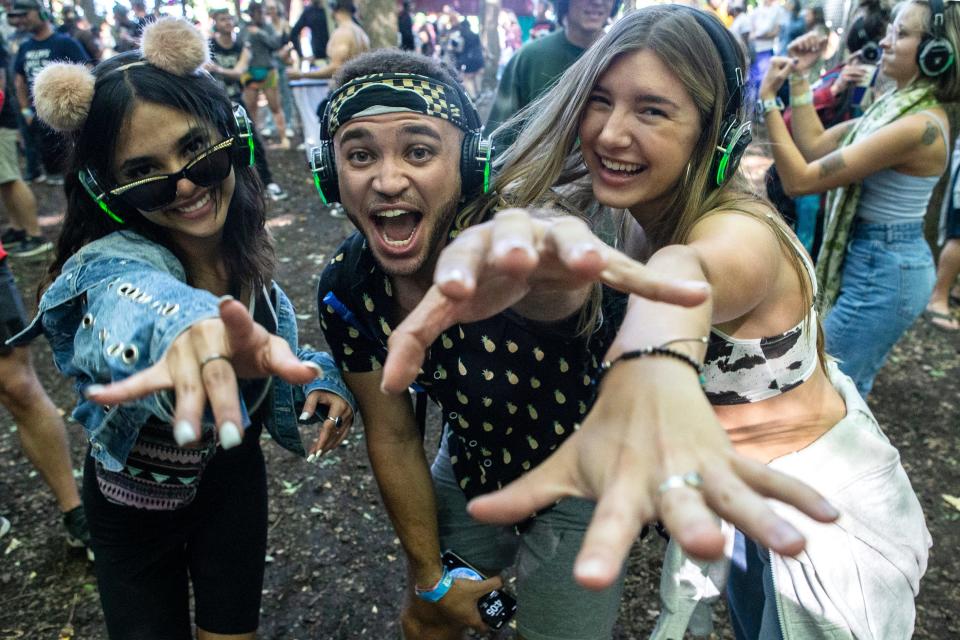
199,353,230,369
657,471,704,495
326,415,343,429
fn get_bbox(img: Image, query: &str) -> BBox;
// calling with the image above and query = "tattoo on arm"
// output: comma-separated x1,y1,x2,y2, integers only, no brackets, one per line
818,153,847,178
921,121,939,146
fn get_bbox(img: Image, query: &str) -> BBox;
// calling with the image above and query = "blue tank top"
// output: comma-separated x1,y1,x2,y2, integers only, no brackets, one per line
856,111,948,224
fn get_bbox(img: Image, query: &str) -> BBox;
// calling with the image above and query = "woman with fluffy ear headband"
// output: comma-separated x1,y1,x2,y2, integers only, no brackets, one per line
12,17,356,639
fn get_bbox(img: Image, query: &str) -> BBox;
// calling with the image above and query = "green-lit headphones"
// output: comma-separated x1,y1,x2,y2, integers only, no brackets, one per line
79,103,255,224
677,5,752,188
918,0,955,77
310,72,494,206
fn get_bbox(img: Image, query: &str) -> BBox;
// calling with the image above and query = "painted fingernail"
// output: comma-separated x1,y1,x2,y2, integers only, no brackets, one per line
820,500,840,520
174,420,195,446
219,421,243,449
84,384,105,397
682,280,712,292
771,522,804,549
576,556,607,580
306,452,317,463
437,268,469,286
303,361,323,377
299,411,312,422
218,294,235,303
568,243,600,262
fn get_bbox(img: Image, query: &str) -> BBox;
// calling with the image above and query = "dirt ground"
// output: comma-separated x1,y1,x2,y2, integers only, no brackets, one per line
0,139,958,640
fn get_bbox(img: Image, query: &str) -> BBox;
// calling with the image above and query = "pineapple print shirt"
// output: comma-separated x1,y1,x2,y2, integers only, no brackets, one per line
318,231,627,499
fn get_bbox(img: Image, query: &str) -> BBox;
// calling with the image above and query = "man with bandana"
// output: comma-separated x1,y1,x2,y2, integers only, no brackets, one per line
313,49,705,639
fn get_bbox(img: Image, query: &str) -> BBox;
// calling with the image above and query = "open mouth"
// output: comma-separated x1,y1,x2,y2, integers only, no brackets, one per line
172,192,212,215
600,156,645,176
371,209,423,247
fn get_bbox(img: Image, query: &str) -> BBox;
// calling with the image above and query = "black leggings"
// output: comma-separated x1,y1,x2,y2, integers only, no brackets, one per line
83,427,268,640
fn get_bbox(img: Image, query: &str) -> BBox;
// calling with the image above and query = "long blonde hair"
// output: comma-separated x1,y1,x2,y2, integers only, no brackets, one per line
466,5,824,361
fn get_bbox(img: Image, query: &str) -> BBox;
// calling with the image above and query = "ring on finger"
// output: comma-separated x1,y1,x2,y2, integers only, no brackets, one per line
325,415,343,429
657,471,704,495
199,353,230,369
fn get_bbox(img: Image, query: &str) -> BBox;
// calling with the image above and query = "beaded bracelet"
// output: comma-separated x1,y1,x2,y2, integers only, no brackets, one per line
600,337,708,386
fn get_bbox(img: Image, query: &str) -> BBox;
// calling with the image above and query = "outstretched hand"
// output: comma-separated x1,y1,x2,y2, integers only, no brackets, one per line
86,297,324,449
466,359,840,590
381,208,710,393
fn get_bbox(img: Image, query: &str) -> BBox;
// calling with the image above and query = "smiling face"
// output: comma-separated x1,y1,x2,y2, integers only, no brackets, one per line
578,48,702,225
880,3,926,85
334,112,463,280
112,101,235,246
565,0,615,40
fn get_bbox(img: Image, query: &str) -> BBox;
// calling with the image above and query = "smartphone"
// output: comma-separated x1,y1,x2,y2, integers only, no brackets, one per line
441,550,518,630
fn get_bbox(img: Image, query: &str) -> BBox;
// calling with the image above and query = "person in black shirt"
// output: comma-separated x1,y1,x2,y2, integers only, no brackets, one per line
290,0,329,61
313,50,712,640
206,8,288,202
398,0,415,50
9,0,88,186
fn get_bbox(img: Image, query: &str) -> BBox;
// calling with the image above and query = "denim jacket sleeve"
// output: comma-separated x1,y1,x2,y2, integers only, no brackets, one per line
267,282,355,457
7,231,223,471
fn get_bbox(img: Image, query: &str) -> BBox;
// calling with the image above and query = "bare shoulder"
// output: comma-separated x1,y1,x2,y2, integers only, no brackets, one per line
688,201,780,244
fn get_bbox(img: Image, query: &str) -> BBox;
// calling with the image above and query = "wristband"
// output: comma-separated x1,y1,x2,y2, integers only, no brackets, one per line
756,96,785,116
415,566,454,603
790,88,814,107
20,107,33,118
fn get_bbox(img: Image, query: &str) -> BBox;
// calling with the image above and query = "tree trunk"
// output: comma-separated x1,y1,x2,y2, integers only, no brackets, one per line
363,0,398,50
480,0,500,91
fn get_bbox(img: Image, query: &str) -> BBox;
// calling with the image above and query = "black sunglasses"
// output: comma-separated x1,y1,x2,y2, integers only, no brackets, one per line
109,137,236,212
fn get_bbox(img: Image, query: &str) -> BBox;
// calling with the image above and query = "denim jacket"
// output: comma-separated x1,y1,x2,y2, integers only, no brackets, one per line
8,230,355,471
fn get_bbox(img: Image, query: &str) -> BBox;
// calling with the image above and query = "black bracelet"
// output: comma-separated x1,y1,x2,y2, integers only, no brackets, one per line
600,338,707,386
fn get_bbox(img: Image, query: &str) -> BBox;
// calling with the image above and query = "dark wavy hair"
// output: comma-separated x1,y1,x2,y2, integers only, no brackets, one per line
45,51,273,295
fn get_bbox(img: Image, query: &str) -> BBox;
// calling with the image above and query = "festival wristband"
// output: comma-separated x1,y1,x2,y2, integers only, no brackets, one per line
415,566,454,603
791,89,814,107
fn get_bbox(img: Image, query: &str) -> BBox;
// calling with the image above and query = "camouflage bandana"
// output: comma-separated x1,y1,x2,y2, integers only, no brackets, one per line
326,73,473,136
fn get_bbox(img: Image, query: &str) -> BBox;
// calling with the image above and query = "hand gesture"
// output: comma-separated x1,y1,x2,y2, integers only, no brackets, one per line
381,208,711,393
759,56,797,100
466,359,840,590
300,389,354,460
86,298,324,449
787,32,829,72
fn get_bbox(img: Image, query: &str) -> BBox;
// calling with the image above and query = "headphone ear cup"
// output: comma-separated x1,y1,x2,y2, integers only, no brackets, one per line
312,140,339,205
919,37,956,76
78,168,125,224
459,132,494,198
712,118,752,187
231,104,256,167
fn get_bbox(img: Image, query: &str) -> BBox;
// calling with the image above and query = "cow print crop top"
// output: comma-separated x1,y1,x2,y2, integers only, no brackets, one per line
701,232,819,406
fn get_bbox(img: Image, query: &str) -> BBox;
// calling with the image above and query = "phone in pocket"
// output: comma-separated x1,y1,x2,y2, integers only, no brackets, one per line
441,549,518,630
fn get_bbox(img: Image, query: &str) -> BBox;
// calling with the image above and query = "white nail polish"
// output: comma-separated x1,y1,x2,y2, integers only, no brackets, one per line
174,420,195,446
85,384,105,397
299,411,312,421
306,452,317,463
219,421,243,449
437,268,467,285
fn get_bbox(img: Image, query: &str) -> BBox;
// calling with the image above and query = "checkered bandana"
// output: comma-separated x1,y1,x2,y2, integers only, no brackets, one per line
326,73,473,136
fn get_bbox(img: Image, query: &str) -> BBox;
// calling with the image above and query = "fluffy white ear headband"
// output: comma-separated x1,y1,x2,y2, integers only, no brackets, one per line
33,17,210,132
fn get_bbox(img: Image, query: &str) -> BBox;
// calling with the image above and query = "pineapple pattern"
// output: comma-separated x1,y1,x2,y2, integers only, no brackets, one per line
318,232,628,499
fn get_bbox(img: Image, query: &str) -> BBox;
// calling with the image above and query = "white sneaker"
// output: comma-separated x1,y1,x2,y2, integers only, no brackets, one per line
266,183,288,201
285,128,295,139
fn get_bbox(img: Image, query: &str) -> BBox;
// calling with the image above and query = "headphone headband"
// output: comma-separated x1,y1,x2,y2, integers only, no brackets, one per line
680,6,745,124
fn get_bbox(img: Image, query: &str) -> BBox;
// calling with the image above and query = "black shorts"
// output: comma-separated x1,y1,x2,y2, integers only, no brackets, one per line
0,257,28,355
83,425,268,639
946,200,960,240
